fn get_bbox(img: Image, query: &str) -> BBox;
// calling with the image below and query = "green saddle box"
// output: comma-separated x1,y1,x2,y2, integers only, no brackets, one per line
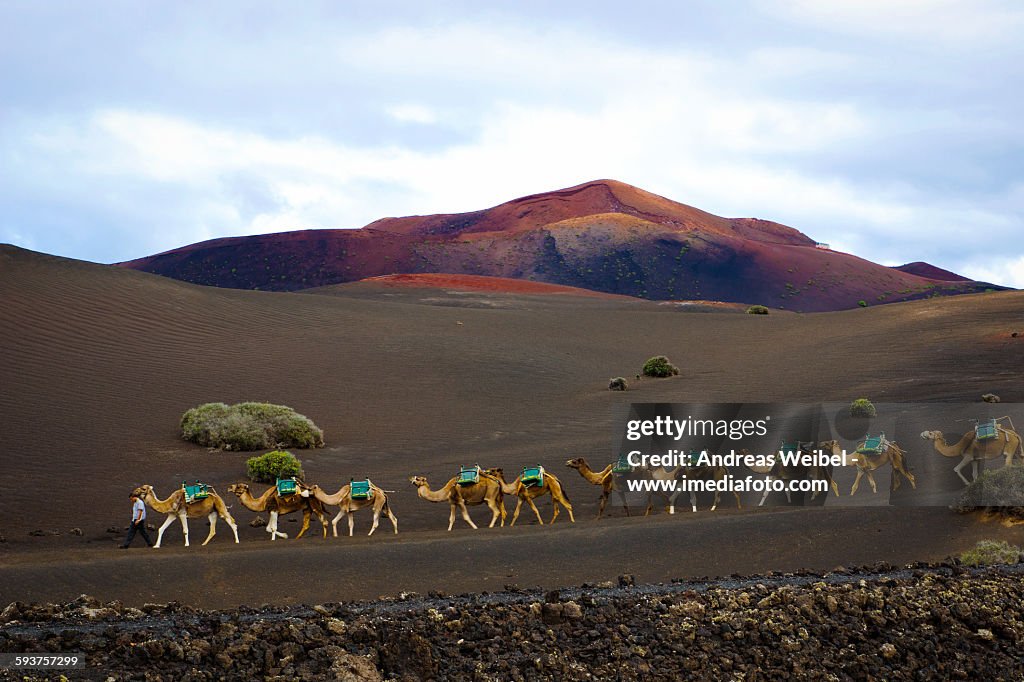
276,477,299,496
612,454,632,473
857,434,887,455
182,481,209,504
350,479,373,500
976,419,999,441
521,466,544,488
457,466,480,486
780,441,801,455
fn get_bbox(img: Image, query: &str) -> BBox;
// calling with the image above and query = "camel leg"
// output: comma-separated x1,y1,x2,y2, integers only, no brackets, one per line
526,497,544,525
597,491,608,519
561,496,575,523
179,511,190,547
866,471,878,494
296,509,312,539
447,504,457,532
510,498,524,527
549,497,560,524
953,457,972,485
201,511,217,546
388,509,399,534
617,488,631,516
689,490,698,512
154,514,177,549
901,468,917,489
331,510,345,538
668,488,681,515
367,508,381,537
224,513,240,543
349,509,357,537
486,499,501,528
850,470,864,496
268,511,288,540
459,500,478,529
758,477,772,507
710,490,721,512
644,493,654,517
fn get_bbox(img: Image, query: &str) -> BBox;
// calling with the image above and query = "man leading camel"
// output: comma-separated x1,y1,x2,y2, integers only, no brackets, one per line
121,491,153,549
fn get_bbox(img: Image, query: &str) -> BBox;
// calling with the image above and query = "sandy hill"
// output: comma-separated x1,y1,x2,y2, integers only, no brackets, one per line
116,180,1001,311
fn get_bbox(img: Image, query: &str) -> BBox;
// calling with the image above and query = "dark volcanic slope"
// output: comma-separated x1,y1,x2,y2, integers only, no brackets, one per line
4,244,1024,606
116,180,999,311
893,261,970,281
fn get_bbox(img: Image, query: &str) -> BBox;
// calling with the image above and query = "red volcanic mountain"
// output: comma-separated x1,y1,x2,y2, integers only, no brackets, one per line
892,261,969,282
117,180,1000,311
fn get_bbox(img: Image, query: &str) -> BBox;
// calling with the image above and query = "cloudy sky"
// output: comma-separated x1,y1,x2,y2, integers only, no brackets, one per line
2,1,1022,285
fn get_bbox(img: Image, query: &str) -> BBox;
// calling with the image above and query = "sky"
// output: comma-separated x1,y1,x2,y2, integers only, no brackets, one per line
2,0,1022,286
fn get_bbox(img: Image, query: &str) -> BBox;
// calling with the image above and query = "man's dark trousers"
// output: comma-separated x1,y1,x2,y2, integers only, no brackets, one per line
122,520,153,548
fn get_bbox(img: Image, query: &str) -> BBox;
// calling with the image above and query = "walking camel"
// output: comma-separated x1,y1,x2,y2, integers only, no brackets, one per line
409,473,506,531
299,480,398,537
132,484,240,548
564,458,630,518
820,439,916,495
736,445,839,506
633,465,684,515
921,427,1023,485
227,482,328,540
484,467,575,526
677,456,742,512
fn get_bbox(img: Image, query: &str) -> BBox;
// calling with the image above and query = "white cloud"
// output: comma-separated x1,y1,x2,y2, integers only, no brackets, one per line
962,256,1024,288
385,104,438,125
764,0,1024,45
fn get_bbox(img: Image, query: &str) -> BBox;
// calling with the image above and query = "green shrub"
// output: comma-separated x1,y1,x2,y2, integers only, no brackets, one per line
849,398,876,418
958,540,1021,567
953,466,1024,517
858,300,868,307
246,450,304,483
745,305,769,315
608,377,628,391
642,355,679,378
180,401,325,451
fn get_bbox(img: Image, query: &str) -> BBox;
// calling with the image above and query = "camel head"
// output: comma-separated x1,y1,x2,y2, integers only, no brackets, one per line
565,458,585,470
920,430,942,441
409,475,428,488
132,484,153,498
299,483,321,498
227,483,249,496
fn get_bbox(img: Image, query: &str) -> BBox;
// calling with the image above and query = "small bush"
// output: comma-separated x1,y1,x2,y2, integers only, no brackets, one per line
641,355,680,378
246,450,304,483
858,300,868,307
180,401,325,451
959,540,1021,567
849,398,876,418
953,466,1024,517
746,305,769,315
608,377,628,391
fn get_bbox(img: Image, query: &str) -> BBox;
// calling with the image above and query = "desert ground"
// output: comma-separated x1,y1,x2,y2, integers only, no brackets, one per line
2,244,1024,678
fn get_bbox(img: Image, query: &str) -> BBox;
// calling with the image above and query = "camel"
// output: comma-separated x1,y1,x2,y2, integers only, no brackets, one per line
484,467,575,526
632,465,685,515
409,473,506,531
565,458,631,518
676,457,742,512
921,427,1023,485
299,480,398,537
132,484,240,548
227,482,328,540
737,445,839,506
820,439,916,495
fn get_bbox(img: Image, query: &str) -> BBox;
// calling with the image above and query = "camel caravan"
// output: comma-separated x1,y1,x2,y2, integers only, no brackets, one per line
128,413,1024,548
